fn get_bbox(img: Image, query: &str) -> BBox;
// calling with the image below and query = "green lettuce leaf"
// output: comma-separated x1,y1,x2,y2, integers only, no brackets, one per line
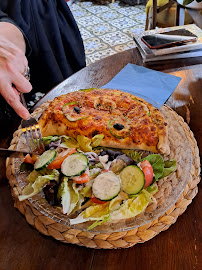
142,154,177,181
37,168,59,178
19,174,56,201
69,202,110,226
58,178,70,214
142,154,164,180
58,177,80,215
122,150,142,162
110,190,151,220
109,193,125,212
19,168,60,201
145,184,158,195
80,185,92,198
60,135,79,149
159,159,177,179
69,191,149,229
77,134,104,152
91,134,104,147
80,180,94,198
77,135,92,152
87,215,110,230
89,162,103,170
84,203,110,218
42,136,60,146
89,168,102,179
27,170,40,183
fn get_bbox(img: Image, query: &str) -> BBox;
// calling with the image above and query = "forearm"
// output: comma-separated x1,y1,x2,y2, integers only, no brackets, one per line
0,22,26,53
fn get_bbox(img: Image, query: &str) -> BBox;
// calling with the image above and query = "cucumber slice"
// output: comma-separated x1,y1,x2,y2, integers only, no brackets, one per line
61,153,88,177
92,172,121,201
120,165,145,195
62,102,89,122
34,149,56,171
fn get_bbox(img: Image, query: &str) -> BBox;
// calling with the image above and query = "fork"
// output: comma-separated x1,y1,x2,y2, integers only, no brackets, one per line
20,93,45,154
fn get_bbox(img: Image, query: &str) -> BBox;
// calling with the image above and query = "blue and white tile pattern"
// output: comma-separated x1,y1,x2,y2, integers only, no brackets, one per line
70,1,146,64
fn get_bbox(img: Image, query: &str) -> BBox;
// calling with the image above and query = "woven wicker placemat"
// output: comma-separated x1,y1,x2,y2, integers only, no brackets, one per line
6,104,201,249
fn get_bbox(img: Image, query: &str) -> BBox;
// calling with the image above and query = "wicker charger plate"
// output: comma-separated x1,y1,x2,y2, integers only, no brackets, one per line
6,103,201,249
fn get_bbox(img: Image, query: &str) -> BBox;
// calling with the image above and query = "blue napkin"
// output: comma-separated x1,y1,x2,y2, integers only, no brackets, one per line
102,63,181,108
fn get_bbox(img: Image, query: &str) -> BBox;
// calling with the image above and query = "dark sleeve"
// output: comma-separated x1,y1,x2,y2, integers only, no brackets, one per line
0,3,32,56
0,3,14,22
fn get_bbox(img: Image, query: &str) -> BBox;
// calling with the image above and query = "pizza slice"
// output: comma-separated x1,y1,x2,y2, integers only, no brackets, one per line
38,88,170,155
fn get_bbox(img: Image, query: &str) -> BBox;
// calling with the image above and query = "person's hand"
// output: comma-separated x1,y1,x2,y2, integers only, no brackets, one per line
0,23,32,119
0,37,32,119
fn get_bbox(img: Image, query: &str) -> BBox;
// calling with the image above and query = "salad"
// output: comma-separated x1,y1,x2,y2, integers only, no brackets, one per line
19,134,177,230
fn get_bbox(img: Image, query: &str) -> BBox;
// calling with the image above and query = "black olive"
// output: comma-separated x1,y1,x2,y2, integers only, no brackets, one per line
73,106,80,114
106,149,123,161
99,150,107,156
113,123,124,130
106,149,116,156
43,181,59,206
113,151,123,158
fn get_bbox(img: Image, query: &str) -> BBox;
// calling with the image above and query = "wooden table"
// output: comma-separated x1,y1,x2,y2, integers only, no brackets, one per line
0,48,201,270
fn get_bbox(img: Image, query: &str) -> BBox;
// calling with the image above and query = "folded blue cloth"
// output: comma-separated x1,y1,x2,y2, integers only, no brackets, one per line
102,63,181,108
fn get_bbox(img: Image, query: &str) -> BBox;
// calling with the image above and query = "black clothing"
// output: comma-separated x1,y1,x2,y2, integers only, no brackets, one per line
0,0,86,120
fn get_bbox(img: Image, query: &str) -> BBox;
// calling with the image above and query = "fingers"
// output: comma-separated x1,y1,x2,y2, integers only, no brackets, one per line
0,82,30,119
0,54,32,94
13,72,32,93
1,53,32,93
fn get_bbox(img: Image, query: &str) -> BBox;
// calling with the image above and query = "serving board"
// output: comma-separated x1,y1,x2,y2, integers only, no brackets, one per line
6,102,201,249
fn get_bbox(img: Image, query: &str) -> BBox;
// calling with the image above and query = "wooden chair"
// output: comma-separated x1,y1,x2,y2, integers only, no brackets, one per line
145,0,202,30
176,1,202,29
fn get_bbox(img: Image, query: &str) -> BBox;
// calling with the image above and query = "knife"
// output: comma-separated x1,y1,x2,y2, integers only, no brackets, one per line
0,148,38,157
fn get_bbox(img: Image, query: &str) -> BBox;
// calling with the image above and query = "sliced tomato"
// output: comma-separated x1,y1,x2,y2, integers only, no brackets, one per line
72,172,89,184
24,154,36,164
139,160,154,188
47,148,76,169
91,197,107,204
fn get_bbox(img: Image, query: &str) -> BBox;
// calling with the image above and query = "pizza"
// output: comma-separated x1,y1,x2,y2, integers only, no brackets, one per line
38,88,170,155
